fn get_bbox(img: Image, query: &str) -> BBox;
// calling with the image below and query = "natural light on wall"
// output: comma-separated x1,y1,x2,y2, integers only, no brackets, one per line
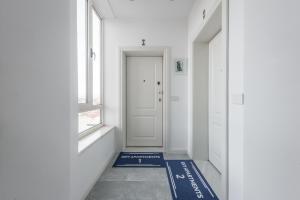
77,0,103,137
77,0,87,104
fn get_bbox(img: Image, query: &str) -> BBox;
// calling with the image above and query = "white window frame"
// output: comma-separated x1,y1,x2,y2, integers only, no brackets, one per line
78,1,104,139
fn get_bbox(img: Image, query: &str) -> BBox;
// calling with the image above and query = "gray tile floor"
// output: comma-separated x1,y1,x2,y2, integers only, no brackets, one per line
194,160,221,197
86,153,221,200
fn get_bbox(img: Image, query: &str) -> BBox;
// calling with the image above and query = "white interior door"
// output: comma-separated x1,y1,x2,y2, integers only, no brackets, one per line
126,57,163,147
209,31,225,173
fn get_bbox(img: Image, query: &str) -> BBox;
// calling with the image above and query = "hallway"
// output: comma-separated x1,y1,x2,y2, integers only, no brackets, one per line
86,154,221,200
1,0,300,199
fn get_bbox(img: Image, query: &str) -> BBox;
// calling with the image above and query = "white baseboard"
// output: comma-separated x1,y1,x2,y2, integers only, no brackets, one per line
122,147,188,155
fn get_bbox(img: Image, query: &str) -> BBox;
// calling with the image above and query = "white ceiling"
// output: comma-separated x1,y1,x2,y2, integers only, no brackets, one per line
95,0,196,20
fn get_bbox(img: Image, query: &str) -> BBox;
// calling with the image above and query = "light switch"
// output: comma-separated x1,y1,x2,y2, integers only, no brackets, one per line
231,94,244,105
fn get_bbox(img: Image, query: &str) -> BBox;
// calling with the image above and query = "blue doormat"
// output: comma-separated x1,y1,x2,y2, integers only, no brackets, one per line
113,152,165,168
165,160,219,200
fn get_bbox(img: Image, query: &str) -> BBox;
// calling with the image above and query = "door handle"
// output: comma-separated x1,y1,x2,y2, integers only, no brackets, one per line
159,98,162,102
90,48,96,60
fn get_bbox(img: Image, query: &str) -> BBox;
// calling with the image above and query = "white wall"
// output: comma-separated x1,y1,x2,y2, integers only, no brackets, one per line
70,129,116,200
228,0,245,199
70,1,117,200
192,43,209,161
0,0,72,199
103,19,188,152
188,0,220,41
0,0,117,199
187,0,219,157
243,0,300,199
229,0,300,199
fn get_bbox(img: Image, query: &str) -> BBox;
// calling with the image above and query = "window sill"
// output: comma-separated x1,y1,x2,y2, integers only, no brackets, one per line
78,125,114,154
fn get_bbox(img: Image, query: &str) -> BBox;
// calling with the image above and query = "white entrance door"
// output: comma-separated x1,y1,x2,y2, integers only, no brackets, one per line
209,31,225,173
126,57,163,147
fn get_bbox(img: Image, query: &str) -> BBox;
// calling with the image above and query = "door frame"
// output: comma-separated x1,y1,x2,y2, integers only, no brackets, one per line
119,46,170,152
189,0,229,199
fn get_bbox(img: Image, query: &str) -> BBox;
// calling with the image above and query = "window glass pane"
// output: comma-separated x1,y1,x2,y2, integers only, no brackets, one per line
77,0,87,104
78,109,101,133
92,9,101,105
77,6,103,135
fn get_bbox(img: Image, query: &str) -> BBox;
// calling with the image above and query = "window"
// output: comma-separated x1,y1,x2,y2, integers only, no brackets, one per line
77,0,103,138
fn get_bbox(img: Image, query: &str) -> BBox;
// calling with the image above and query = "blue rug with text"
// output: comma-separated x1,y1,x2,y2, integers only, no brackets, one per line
165,160,219,200
113,152,165,168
